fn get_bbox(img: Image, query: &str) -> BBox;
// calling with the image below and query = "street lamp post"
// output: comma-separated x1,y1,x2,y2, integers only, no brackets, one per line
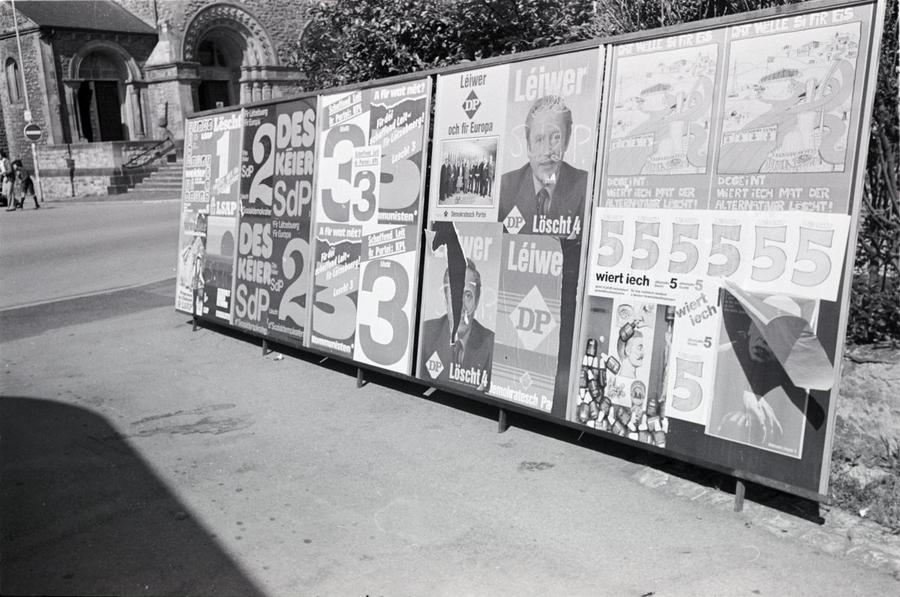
8,0,44,203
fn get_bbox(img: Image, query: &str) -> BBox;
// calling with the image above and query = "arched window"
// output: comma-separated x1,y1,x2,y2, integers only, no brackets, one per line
5,58,22,103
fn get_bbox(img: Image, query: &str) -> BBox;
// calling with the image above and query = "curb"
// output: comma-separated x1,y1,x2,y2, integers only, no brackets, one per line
634,468,900,581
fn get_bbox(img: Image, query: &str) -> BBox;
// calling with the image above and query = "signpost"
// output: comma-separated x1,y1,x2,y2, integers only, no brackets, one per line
23,122,42,141
22,123,44,204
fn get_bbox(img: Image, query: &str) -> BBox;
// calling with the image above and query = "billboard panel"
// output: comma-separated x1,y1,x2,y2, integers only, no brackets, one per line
175,110,243,324
309,79,432,373
419,48,605,415
571,2,879,497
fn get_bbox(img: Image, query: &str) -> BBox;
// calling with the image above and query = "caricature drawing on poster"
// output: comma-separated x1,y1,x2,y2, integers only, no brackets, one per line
607,44,717,177
606,299,657,409
718,22,861,176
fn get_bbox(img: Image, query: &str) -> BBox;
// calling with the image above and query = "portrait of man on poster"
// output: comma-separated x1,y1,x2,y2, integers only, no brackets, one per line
498,95,588,236
418,258,494,392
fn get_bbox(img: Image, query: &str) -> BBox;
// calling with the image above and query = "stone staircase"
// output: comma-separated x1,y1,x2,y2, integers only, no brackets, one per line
130,158,183,194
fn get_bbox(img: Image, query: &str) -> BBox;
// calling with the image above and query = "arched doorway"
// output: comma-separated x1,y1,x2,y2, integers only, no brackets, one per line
77,51,127,142
195,33,242,111
183,4,278,112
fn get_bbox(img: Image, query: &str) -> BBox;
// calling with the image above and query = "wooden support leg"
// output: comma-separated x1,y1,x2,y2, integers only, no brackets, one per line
498,408,509,433
262,339,268,356
192,315,198,332
356,367,365,388
734,479,746,512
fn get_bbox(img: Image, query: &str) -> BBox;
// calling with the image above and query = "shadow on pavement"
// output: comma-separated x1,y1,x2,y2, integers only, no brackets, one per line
0,278,175,343
190,318,825,525
0,396,264,596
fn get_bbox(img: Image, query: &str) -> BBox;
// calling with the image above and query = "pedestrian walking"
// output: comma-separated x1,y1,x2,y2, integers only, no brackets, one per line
1,150,12,210
10,160,39,210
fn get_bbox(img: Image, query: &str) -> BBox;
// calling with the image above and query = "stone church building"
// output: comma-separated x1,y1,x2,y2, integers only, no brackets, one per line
0,0,309,198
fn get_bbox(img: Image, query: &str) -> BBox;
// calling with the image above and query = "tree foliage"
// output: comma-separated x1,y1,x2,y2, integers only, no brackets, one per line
287,0,899,344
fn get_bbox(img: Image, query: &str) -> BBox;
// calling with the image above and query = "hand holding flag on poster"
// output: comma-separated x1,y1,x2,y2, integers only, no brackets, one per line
722,280,834,391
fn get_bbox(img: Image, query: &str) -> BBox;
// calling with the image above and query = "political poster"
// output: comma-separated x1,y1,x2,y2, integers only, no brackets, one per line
602,29,725,210
233,99,318,345
175,110,243,324
571,1,880,497
420,48,605,414
714,6,872,214
233,104,277,336
417,222,502,392
308,78,431,373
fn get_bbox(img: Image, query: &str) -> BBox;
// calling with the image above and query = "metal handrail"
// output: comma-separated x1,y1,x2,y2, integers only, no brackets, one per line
123,138,177,170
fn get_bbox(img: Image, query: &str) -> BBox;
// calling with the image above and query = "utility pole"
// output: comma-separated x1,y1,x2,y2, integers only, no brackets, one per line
9,0,44,202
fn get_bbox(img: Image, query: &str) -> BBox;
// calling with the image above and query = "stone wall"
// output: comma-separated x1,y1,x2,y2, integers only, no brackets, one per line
36,139,164,198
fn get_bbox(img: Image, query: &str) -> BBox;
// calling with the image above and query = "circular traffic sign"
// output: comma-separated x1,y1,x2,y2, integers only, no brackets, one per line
23,122,42,142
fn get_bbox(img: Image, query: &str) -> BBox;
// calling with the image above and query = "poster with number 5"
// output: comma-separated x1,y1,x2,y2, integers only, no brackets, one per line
309,79,432,374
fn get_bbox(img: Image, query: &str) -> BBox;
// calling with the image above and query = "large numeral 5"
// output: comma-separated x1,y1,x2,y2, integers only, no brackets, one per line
752,225,787,283
631,220,660,270
668,222,699,274
707,224,741,277
792,226,834,287
671,357,703,413
596,219,624,267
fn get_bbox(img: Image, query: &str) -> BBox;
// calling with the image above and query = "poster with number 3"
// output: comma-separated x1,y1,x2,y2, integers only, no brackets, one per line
308,79,432,374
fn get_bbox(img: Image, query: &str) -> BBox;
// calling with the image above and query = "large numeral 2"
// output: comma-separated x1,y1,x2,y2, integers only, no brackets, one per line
279,237,309,326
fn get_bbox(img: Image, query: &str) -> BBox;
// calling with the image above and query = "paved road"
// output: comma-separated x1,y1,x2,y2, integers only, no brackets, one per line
0,199,180,310
1,200,898,595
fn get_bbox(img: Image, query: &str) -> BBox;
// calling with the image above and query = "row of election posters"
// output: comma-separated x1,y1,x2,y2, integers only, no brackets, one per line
175,0,881,499
176,78,434,378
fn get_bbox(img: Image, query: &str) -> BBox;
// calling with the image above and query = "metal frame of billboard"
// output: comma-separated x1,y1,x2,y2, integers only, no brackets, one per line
176,0,887,504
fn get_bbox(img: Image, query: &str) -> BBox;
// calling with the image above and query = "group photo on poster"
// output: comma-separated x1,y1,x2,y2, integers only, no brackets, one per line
437,137,497,207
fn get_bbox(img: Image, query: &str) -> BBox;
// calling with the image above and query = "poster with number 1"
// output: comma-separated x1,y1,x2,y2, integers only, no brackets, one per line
308,78,432,374
175,110,243,324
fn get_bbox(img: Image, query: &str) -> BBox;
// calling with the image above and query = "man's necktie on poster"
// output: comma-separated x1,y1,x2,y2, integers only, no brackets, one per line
536,187,550,217
452,339,464,364
722,280,834,391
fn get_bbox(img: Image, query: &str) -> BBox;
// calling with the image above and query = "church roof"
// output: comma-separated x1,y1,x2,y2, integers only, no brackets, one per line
13,1,155,34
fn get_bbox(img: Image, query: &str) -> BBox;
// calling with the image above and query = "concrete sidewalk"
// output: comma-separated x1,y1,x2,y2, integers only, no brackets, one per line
2,288,899,595
42,189,182,203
